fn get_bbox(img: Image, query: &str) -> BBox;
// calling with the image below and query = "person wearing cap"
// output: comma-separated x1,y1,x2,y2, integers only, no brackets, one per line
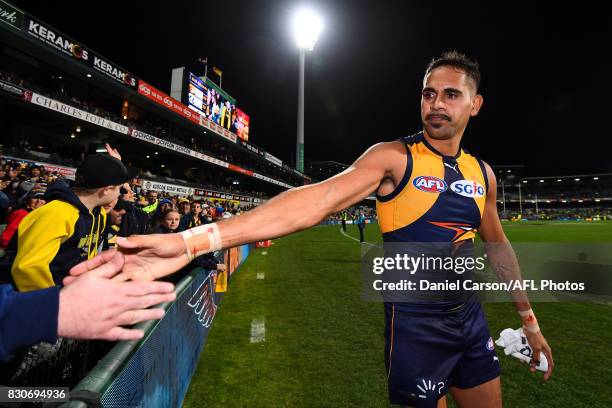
178,198,190,215
9,154,136,292
0,185,46,250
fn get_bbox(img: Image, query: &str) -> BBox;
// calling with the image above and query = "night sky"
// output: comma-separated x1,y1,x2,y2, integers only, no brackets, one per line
11,1,612,176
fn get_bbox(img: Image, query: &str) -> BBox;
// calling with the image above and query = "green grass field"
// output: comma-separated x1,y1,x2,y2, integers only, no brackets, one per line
183,221,612,407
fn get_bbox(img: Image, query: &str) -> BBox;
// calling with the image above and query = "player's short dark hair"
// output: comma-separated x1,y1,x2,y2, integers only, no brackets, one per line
425,50,481,92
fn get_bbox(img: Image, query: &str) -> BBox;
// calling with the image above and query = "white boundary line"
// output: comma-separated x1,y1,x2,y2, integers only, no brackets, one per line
339,227,378,247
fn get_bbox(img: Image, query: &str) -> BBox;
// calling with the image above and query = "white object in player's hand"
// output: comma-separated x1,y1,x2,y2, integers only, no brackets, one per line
495,328,549,372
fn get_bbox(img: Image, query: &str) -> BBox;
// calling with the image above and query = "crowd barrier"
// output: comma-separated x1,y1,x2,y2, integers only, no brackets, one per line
53,244,250,408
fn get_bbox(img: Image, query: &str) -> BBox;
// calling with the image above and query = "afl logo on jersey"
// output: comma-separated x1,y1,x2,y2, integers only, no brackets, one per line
413,176,447,193
450,180,486,198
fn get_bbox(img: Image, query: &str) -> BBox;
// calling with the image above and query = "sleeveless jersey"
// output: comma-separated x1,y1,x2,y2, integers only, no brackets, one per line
376,132,489,243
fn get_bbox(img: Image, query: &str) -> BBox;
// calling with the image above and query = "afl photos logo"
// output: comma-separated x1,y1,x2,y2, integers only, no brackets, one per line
450,180,486,198
413,176,448,193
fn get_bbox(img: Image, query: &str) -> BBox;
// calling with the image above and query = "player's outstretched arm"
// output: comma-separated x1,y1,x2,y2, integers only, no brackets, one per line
103,142,401,282
478,162,554,380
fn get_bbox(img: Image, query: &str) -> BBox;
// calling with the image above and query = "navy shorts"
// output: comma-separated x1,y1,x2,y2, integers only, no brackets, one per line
384,301,501,407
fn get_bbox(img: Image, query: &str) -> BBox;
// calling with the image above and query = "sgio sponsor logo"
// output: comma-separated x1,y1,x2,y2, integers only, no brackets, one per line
413,176,447,193
450,180,485,197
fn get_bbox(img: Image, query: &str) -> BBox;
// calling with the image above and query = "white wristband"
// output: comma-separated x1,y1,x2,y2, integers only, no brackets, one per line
180,223,222,261
518,308,540,333
523,324,541,334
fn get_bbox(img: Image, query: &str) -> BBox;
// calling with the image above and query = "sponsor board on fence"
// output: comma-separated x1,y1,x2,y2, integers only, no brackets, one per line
142,179,195,196
90,53,137,88
138,79,200,124
194,189,255,202
1,155,76,180
24,15,137,89
29,92,129,134
199,114,237,143
239,139,265,157
127,128,231,170
25,16,90,62
0,79,24,96
0,0,23,30
264,152,282,167
20,86,295,189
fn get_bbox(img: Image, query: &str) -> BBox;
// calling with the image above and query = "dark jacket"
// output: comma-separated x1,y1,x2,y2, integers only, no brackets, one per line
149,225,178,234
147,199,173,232
118,201,149,236
10,181,106,291
178,212,208,231
0,284,59,362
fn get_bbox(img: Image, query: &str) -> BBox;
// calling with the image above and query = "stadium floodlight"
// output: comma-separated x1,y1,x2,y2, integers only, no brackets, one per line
574,178,580,181
293,9,323,51
593,177,599,180
557,179,562,182
292,8,323,173
86,73,92,78
539,179,544,183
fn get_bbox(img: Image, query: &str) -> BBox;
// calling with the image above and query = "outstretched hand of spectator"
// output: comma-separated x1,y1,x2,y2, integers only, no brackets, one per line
60,249,176,341
105,143,122,161
107,234,191,282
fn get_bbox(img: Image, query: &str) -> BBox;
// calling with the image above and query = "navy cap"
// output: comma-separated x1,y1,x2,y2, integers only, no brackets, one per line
75,154,137,188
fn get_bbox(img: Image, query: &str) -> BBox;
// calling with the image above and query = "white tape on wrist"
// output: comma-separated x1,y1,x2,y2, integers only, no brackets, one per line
518,308,540,333
523,323,541,334
180,223,222,261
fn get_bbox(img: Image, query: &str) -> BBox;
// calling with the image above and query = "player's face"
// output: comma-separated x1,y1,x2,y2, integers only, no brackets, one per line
421,66,483,140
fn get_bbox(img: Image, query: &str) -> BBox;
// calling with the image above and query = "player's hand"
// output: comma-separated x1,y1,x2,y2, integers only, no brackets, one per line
59,249,176,341
107,234,191,281
524,329,554,381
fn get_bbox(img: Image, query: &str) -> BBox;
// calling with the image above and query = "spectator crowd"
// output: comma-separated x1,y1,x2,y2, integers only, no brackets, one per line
0,145,242,371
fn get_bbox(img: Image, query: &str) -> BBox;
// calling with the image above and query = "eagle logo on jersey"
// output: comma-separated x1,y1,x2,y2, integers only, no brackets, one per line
413,176,447,193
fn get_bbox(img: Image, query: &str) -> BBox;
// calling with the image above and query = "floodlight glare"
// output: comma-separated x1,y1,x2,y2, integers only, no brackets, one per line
293,9,323,50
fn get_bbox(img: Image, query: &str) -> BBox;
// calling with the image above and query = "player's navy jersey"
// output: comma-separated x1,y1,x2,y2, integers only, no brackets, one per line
376,131,489,243
376,133,501,404
375,132,490,308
